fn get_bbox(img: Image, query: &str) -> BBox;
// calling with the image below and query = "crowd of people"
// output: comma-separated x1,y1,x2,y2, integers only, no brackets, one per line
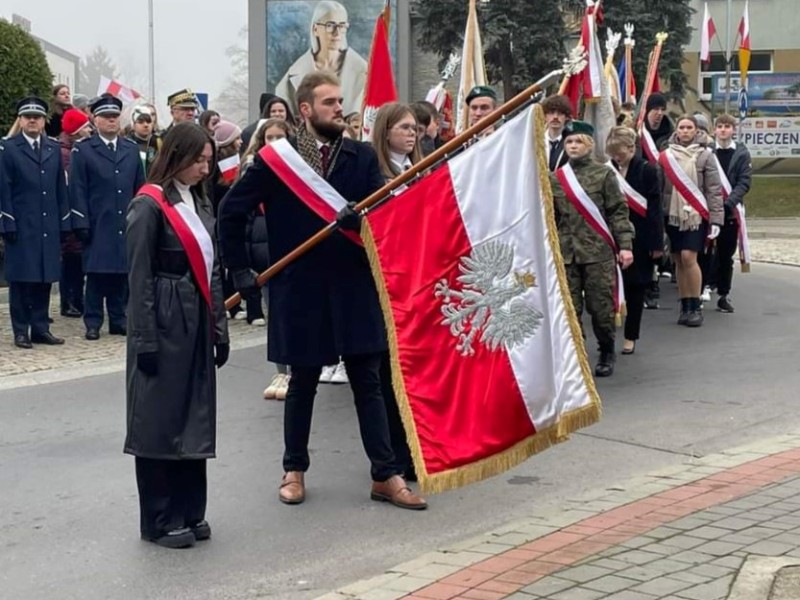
0,72,751,549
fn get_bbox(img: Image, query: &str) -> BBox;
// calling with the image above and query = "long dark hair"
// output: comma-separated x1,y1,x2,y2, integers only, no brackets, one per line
148,122,214,198
264,97,297,128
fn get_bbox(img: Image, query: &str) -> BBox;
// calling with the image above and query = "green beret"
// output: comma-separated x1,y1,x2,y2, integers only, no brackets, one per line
465,86,497,105
563,120,594,139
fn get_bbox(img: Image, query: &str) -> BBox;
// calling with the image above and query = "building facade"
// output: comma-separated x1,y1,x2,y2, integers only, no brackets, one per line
682,0,800,112
6,14,80,91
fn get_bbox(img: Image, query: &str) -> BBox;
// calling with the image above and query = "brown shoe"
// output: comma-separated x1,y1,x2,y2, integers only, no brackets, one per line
279,471,305,505
370,475,427,510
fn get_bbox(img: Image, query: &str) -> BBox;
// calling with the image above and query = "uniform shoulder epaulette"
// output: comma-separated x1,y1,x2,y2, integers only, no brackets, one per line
120,137,137,147
75,137,90,144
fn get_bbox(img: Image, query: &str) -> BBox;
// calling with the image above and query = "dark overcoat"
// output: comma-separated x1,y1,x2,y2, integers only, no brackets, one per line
615,156,664,285
69,135,145,273
218,139,387,366
0,134,70,282
123,185,228,460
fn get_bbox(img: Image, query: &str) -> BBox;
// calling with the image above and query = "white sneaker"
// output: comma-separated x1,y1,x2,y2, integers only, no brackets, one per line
263,373,283,399
660,271,672,279
319,365,336,384
330,361,348,384
275,374,290,400
250,318,266,326
700,286,712,302
233,311,246,320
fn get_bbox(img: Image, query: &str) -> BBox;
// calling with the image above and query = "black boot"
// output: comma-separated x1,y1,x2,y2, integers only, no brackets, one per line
686,297,704,327
677,298,690,325
594,347,616,377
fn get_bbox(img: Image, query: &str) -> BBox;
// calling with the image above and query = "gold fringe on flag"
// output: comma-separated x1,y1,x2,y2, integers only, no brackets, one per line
362,104,602,495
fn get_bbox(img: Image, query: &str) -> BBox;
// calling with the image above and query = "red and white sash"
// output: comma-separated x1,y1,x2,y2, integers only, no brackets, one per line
258,140,362,246
658,149,710,222
556,164,626,318
639,127,660,164
606,161,648,217
218,154,240,184
712,153,751,272
138,184,214,309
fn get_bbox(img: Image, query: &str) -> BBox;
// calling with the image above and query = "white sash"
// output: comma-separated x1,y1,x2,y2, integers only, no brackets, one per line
556,163,626,318
606,161,648,217
712,153,751,272
659,149,710,221
174,202,214,291
639,127,660,164
259,140,362,246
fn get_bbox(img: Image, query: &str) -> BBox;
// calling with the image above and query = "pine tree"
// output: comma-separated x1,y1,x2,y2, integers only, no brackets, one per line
78,46,119,97
0,20,53,136
413,0,569,99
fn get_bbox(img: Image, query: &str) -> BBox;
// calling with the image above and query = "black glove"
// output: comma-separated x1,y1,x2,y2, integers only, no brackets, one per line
137,351,159,376
1,231,17,244
214,343,230,368
74,229,91,244
231,268,259,297
335,202,362,232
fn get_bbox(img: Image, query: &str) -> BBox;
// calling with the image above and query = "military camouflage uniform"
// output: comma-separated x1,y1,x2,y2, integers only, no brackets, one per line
551,154,634,351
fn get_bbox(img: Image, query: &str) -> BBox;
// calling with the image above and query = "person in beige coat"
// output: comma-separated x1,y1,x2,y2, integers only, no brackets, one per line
661,115,724,327
275,1,367,116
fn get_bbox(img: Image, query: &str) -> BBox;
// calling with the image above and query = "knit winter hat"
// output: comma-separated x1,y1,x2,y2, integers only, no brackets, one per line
213,120,242,148
646,93,667,112
62,108,91,136
693,112,710,133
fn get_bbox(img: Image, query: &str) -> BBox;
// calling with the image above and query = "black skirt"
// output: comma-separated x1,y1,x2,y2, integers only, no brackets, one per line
667,223,707,253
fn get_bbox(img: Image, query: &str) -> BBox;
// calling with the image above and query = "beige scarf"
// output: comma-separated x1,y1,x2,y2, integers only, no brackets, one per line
667,144,705,232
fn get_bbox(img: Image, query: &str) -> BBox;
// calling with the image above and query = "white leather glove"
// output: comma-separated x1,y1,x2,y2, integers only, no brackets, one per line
707,225,720,240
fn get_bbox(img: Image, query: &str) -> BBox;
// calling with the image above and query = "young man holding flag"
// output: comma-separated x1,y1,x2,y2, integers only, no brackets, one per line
217,71,426,511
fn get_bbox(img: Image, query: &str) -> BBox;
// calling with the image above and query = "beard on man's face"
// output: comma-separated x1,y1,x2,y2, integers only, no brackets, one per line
309,110,346,140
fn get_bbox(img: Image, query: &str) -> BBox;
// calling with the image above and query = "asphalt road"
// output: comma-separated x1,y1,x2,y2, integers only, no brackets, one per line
1,263,799,600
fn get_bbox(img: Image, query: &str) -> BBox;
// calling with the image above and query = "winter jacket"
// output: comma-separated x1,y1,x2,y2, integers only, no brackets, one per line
710,141,752,218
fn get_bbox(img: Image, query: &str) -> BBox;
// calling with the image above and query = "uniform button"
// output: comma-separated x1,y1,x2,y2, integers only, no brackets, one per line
43,233,48,237
115,170,120,174
42,191,47,195
41,170,45,174
42,212,47,216
117,190,122,194
118,210,123,215
118,230,123,235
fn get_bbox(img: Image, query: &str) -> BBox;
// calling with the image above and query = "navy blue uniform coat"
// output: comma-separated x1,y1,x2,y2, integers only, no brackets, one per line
69,135,145,273
217,139,388,366
0,134,70,282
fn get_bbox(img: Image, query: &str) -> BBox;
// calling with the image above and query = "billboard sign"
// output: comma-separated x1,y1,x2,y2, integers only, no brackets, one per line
712,73,800,114
266,0,398,117
737,117,800,158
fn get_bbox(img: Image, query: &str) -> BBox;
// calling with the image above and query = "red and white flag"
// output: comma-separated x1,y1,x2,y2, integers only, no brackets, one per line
97,76,142,105
361,2,397,142
218,154,240,184
738,0,751,83
580,1,605,101
700,2,717,64
364,106,600,493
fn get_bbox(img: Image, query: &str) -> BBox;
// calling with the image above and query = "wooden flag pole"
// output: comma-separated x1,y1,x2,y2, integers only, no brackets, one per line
224,70,563,310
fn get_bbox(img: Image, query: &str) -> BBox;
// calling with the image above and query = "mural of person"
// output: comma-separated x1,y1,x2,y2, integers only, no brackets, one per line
275,1,368,116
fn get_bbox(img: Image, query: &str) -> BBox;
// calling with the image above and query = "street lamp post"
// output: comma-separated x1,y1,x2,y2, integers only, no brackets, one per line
148,0,156,102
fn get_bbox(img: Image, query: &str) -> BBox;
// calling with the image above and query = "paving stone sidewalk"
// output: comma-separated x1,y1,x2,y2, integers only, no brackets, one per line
0,290,265,390
320,435,800,600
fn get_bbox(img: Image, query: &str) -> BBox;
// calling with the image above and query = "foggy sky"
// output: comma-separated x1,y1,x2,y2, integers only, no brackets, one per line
3,0,248,114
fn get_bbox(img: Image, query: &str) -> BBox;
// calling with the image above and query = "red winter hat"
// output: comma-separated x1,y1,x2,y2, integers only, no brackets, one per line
62,108,90,136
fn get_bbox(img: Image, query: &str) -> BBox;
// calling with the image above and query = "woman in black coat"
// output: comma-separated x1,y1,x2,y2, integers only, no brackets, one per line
124,123,229,549
606,126,664,355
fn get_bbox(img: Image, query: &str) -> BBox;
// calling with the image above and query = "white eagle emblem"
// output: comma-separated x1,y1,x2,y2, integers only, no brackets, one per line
434,241,543,356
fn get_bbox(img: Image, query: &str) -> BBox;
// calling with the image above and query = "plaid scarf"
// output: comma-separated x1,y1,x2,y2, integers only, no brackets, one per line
295,124,343,179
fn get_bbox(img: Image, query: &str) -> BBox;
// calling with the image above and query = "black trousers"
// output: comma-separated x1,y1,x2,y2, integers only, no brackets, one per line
9,282,52,337
623,282,647,341
84,273,127,330
380,353,414,478
134,457,207,539
714,219,739,296
284,352,398,481
60,253,84,313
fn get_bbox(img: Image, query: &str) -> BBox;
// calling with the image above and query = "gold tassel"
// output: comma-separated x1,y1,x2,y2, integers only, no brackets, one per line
741,262,751,274
360,106,603,495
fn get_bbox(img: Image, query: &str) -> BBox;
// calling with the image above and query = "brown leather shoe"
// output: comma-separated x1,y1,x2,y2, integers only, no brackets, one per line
370,475,427,510
279,471,305,505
